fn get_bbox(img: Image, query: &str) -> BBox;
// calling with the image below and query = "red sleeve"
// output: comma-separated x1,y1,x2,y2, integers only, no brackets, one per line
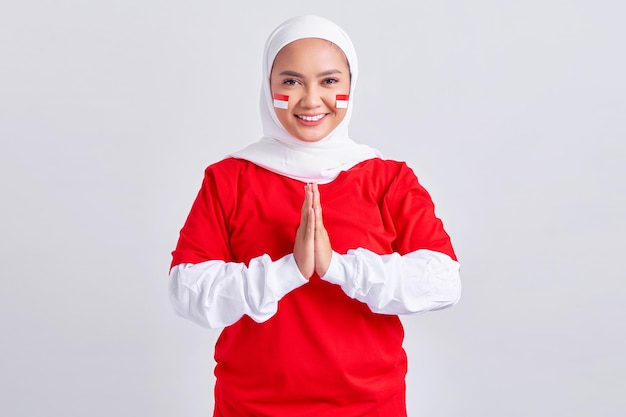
170,165,233,268
382,163,457,261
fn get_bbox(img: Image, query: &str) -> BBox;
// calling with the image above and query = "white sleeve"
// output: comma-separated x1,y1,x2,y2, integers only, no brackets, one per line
169,253,308,329
321,248,461,315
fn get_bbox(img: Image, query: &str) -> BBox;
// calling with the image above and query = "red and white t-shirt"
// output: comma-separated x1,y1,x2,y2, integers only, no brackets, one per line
170,157,460,417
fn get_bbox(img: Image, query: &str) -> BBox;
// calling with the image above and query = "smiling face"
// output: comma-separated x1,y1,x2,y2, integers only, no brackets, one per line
270,38,351,143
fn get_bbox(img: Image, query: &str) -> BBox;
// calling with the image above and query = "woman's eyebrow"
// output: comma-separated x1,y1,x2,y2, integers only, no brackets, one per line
317,69,342,77
279,70,305,77
279,69,343,78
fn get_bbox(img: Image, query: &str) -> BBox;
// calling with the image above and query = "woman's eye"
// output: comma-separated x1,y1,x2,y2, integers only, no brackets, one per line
323,78,339,85
283,79,299,86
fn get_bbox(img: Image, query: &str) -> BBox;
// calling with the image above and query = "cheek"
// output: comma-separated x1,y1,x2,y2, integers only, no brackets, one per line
270,81,283,95
274,109,291,128
323,94,341,111
334,108,348,122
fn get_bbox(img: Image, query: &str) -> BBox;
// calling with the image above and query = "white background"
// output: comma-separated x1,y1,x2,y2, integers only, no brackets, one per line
1,1,624,416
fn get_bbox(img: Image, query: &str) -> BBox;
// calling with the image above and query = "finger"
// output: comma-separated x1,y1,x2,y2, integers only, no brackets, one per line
314,205,325,232
307,207,315,239
311,183,320,210
298,196,315,241
314,205,332,277
300,184,312,224
311,184,326,233
307,184,314,209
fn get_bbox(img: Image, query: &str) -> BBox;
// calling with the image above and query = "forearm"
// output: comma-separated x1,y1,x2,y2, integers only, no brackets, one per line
169,253,308,328
321,248,461,315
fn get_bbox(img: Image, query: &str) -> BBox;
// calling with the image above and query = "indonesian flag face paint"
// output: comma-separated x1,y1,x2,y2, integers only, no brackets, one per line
335,94,349,109
273,93,289,109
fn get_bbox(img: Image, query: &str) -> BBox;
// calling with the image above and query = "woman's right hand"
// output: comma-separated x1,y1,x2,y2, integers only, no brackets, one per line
294,184,315,278
294,183,333,278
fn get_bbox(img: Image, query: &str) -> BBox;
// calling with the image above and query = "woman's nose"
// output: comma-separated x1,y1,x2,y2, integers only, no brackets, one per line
300,86,323,108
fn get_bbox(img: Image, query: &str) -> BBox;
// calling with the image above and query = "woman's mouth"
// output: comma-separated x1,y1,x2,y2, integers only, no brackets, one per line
296,114,326,125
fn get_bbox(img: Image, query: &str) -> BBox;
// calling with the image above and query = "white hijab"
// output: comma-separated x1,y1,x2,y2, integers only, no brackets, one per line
230,15,382,184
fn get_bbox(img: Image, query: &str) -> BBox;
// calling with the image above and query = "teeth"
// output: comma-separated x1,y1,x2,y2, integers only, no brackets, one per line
298,114,324,122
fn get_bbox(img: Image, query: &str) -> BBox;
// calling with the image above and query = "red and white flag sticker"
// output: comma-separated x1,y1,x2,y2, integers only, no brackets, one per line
335,94,349,109
273,93,289,109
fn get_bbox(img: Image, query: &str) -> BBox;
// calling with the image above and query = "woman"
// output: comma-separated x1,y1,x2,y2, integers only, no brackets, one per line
170,15,461,417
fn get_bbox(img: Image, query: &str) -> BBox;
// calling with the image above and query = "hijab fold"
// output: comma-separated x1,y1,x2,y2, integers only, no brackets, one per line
230,15,381,184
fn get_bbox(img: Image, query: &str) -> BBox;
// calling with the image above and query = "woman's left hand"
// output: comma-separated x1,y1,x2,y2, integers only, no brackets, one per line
311,183,332,277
